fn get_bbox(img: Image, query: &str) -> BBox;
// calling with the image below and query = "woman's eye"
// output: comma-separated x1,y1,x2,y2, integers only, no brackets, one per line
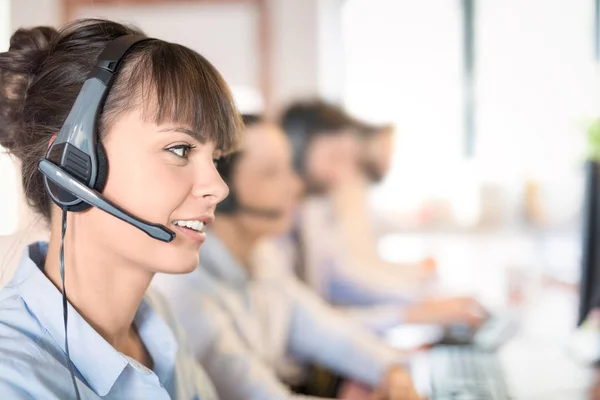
167,144,195,159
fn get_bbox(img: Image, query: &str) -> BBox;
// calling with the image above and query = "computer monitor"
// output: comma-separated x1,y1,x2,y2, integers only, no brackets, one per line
578,161,600,326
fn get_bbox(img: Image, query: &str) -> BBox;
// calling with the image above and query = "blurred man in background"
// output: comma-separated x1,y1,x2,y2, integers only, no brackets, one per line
280,100,487,332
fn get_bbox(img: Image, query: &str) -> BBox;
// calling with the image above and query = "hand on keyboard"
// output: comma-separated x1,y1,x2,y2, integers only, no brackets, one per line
371,366,423,400
589,365,600,400
404,297,488,328
429,346,511,400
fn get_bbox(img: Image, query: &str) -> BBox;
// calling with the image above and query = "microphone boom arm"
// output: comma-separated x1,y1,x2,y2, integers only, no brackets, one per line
38,159,175,243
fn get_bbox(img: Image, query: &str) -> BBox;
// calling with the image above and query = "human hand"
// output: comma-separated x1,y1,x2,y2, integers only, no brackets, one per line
589,365,600,400
419,257,437,276
371,366,422,400
405,296,487,327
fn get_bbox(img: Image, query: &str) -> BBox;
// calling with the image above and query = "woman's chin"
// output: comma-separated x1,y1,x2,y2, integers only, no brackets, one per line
154,252,199,275
173,262,198,274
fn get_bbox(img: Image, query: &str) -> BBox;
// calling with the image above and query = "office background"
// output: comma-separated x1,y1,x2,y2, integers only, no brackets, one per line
1,0,594,288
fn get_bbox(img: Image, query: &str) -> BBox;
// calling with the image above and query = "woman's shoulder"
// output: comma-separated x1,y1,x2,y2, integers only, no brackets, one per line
0,313,68,399
0,289,66,359
0,284,45,346
0,341,88,400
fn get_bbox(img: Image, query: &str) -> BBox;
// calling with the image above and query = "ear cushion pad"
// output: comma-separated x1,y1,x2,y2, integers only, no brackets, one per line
66,142,109,212
94,142,109,193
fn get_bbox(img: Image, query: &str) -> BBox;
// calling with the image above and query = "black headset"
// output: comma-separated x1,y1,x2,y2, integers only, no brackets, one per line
281,113,310,175
37,35,175,242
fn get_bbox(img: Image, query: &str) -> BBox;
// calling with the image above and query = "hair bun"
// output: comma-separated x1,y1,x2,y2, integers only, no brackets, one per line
0,26,58,153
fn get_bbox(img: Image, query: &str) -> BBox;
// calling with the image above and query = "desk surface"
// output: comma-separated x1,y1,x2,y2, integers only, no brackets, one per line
406,289,594,399
382,230,594,399
498,286,593,400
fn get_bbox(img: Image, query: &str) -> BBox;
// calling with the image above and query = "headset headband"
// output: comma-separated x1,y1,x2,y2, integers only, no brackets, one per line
44,35,151,210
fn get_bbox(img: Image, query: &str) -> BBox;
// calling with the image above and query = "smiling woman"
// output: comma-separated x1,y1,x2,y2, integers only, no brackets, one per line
0,18,242,400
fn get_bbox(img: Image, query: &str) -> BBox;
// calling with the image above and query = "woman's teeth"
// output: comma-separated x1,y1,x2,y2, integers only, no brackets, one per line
173,220,205,233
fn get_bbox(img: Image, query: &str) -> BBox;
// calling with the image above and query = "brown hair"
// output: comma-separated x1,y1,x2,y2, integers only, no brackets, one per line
279,99,358,174
0,18,242,221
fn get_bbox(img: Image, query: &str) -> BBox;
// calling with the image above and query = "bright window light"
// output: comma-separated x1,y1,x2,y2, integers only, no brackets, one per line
343,0,595,217
342,0,463,211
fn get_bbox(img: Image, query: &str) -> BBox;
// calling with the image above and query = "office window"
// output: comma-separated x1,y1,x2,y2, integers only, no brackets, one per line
343,0,596,224
476,0,595,182
342,0,464,212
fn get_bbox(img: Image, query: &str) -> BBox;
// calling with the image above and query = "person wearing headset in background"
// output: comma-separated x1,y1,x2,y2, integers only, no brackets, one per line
0,19,242,399
280,100,487,333
152,115,422,400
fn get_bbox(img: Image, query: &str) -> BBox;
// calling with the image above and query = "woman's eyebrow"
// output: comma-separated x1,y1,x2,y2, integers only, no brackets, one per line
157,127,206,143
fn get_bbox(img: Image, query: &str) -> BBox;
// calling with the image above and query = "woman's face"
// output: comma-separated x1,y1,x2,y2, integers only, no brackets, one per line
230,122,302,237
82,107,229,274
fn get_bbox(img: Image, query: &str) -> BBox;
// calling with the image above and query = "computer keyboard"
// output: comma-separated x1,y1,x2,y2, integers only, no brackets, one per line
428,345,512,400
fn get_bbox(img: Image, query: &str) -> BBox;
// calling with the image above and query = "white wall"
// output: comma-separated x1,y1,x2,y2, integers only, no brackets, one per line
8,0,344,109
0,0,9,48
268,0,319,109
75,2,260,91
268,0,346,110
10,0,263,104
317,0,346,104
10,0,59,31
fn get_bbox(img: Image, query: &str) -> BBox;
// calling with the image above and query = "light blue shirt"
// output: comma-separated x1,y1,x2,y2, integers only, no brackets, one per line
0,242,217,400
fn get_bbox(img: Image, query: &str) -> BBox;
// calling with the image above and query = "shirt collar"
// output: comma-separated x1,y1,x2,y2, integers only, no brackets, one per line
16,242,127,396
15,242,177,397
199,231,249,286
135,291,178,384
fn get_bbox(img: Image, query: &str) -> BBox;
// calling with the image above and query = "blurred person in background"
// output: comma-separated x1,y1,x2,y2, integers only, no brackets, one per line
280,100,487,333
331,121,435,283
152,115,422,400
